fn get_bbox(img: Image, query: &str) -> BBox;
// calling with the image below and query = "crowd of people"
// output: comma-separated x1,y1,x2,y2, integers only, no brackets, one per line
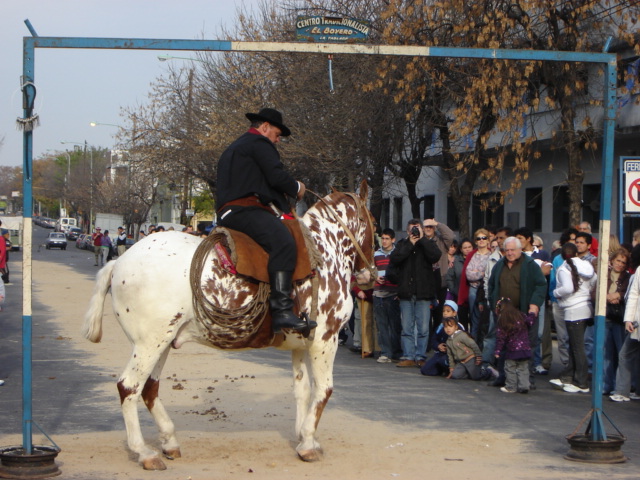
348,218,640,400
88,224,204,267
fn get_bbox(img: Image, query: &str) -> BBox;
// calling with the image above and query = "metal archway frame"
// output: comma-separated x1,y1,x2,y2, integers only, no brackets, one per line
20,22,617,453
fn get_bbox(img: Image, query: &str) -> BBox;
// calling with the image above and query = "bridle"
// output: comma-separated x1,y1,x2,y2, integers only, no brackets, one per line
307,189,377,278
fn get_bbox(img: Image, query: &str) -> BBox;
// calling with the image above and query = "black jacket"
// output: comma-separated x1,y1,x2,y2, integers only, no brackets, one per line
216,131,298,213
390,236,442,300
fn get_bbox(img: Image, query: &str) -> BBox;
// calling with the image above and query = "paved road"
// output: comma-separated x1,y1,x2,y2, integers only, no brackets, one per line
1,226,639,476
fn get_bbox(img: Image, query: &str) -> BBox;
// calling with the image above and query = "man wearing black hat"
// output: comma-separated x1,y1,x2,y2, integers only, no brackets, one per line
216,108,309,334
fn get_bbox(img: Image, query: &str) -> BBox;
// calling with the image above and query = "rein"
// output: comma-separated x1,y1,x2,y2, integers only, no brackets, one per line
306,189,376,275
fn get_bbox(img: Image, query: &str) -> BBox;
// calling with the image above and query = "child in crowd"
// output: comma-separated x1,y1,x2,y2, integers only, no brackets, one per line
421,300,463,376
445,316,484,380
494,298,536,394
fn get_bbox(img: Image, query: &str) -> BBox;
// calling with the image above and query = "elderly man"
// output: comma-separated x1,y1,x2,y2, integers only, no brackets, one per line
488,236,547,389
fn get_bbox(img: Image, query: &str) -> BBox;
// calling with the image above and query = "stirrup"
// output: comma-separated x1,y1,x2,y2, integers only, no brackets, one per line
273,312,317,338
298,312,318,338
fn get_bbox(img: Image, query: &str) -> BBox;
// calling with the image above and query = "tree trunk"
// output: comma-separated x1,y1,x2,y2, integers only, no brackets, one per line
560,98,584,227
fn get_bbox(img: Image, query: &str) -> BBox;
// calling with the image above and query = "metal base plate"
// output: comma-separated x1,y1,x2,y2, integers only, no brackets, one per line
0,446,61,479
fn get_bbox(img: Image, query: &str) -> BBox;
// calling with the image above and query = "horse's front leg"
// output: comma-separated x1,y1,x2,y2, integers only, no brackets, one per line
118,344,171,470
291,349,311,439
295,336,338,462
141,345,181,460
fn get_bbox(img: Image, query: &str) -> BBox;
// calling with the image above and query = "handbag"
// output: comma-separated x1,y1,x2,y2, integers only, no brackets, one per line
605,302,625,323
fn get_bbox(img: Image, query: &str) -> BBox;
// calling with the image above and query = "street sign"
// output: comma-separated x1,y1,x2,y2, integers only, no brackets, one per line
296,16,370,43
623,158,640,213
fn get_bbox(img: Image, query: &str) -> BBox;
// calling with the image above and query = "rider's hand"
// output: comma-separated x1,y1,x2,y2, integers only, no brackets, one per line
296,181,306,201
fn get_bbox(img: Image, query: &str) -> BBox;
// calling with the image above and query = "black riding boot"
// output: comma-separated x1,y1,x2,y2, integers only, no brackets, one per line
269,271,312,334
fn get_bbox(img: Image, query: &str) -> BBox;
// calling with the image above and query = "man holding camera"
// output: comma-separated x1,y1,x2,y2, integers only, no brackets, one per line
390,219,442,367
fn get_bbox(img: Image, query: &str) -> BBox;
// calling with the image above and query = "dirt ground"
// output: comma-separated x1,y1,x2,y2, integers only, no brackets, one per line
0,257,637,480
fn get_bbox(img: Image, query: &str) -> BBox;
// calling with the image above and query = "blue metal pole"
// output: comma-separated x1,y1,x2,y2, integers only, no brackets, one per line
589,52,619,441
21,36,35,454
619,157,624,242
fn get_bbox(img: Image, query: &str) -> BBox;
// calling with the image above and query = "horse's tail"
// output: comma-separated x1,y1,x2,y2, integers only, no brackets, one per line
82,260,116,343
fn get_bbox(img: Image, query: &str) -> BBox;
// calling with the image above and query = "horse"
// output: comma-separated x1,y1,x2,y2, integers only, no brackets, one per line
82,181,376,471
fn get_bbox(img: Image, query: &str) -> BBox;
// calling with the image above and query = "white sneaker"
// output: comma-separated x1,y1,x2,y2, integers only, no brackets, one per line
610,394,630,402
630,392,640,400
534,365,548,375
549,378,564,389
376,355,393,364
563,384,589,393
0,380,4,386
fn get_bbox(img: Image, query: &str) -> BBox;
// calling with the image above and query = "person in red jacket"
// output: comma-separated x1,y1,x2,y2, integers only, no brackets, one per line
92,227,104,266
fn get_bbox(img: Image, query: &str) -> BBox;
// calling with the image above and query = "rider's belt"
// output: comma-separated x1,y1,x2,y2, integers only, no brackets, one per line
218,195,275,215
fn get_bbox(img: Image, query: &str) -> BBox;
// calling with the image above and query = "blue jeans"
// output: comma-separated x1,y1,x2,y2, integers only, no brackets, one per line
374,295,402,359
613,333,640,397
532,302,546,367
399,297,431,361
603,320,625,393
468,286,480,339
552,302,570,366
584,324,594,373
481,311,497,365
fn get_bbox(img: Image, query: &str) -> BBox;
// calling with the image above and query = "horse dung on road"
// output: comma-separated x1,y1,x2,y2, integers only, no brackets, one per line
82,181,376,470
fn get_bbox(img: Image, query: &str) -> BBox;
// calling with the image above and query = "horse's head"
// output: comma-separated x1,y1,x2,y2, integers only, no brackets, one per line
350,181,377,288
308,180,376,288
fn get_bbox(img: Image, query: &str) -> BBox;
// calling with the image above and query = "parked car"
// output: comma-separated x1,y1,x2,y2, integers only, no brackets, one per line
82,234,93,250
40,217,56,229
46,232,67,250
66,227,82,241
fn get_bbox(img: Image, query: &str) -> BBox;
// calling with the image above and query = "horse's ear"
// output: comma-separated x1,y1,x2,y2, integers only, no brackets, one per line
330,186,339,194
358,179,369,201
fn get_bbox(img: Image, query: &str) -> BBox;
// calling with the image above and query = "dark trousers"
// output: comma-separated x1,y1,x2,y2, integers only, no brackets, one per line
218,207,296,273
561,320,589,389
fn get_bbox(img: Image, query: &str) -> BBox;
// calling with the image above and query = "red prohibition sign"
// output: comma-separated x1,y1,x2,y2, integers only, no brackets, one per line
628,178,640,207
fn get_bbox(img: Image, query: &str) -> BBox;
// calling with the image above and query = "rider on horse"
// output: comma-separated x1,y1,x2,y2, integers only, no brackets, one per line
216,108,309,334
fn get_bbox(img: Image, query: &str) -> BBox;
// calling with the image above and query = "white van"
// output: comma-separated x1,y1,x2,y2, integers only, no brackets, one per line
55,217,78,233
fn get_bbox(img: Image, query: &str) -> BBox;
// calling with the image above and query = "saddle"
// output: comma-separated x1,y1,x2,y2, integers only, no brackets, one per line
213,219,318,284
189,219,323,349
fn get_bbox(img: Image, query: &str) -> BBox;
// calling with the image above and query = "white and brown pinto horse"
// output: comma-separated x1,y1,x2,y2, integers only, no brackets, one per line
82,182,375,470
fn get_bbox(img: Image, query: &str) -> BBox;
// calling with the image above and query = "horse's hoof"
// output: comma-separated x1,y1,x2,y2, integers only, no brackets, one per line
297,448,323,462
163,447,182,459
142,456,167,470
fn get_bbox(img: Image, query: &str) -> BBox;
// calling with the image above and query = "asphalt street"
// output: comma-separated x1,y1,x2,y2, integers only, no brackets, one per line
0,226,639,477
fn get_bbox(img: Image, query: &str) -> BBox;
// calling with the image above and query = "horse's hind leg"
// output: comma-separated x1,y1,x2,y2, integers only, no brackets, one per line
118,344,172,470
141,345,181,460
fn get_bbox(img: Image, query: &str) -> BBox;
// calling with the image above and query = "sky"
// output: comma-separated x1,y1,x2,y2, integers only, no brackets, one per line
1,0,260,168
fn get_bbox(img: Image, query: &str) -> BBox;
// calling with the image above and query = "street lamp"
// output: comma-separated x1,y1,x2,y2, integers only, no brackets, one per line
61,151,71,215
61,140,93,231
157,54,211,64
89,121,120,128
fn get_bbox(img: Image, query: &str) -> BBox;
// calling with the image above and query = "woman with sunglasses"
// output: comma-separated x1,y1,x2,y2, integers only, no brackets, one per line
458,229,492,343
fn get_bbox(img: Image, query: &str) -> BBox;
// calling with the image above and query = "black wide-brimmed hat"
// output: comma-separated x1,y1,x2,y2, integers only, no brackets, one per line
245,108,291,137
